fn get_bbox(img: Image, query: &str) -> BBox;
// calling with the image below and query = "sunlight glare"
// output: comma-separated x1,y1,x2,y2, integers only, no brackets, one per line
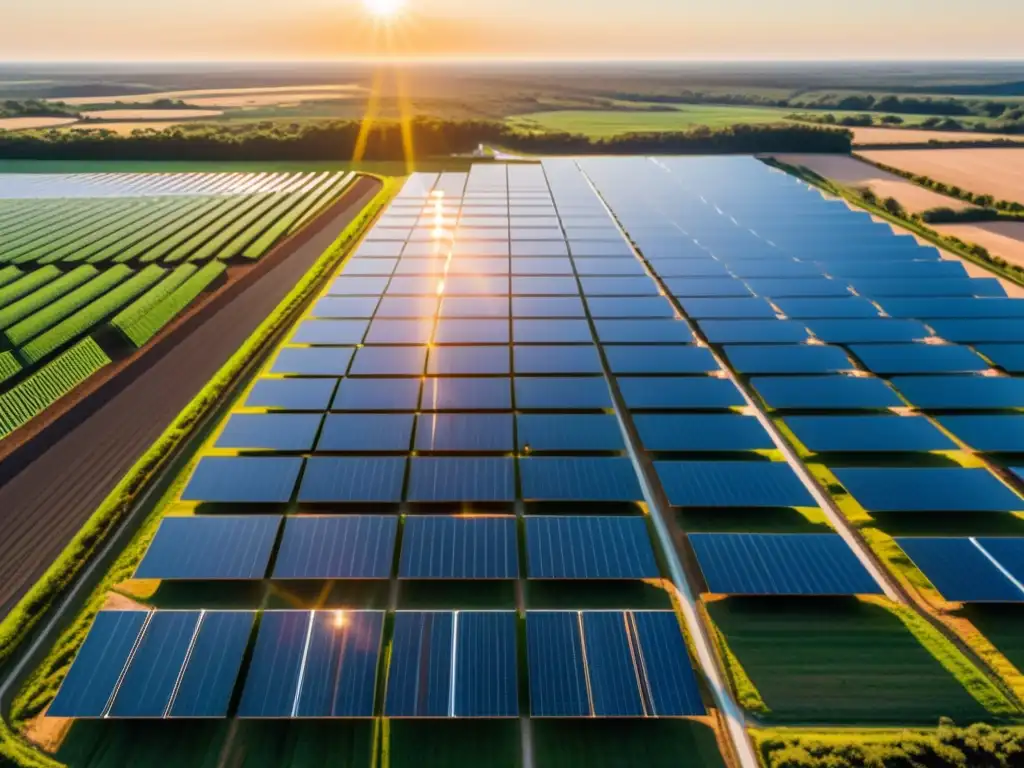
362,0,405,18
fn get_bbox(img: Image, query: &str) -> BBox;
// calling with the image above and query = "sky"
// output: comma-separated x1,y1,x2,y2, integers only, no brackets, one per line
6,0,1024,61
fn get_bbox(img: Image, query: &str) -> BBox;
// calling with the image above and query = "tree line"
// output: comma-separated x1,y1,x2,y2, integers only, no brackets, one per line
0,119,851,160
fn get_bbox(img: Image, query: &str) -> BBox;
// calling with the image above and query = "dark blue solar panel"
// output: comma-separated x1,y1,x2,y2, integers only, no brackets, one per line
512,296,586,318
635,414,772,451
750,375,897,411
428,346,511,375
311,297,380,319
364,319,434,345
834,467,1022,512
595,319,693,344
420,377,512,410
514,377,613,410
298,457,406,503
817,260,965,279
216,414,321,451
677,298,777,319
850,277,1005,298
511,258,574,276
517,414,624,452
655,461,814,508
724,344,852,374
273,516,398,579
271,347,353,376
632,611,704,716
785,415,955,453
604,345,717,374
386,612,453,717
434,319,510,344
168,611,255,718
526,516,658,579
573,258,648,276
439,296,510,318
745,278,850,298
726,261,823,279
290,320,368,346
585,297,676,318
520,457,643,502
896,538,1024,602
246,378,337,411
453,611,519,717
580,277,659,296
526,612,590,717
48,611,147,718
929,319,1024,344
617,376,745,410
295,611,384,717
414,413,514,452
773,298,881,319
317,413,414,452
376,296,439,318
513,319,592,344
407,458,516,502
689,533,881,596
109,611,200,717
514,345,603,374
651,260,730,278
878,298,1024,319
135,516,280,580
400,517,518,579
350,346,427,376
664,278,751,298
583,612,644,716
976,538,1024,587
699,319,810,344
938,416,1024,452
332,378,421,411
512,276,579,295
181,457,302,504
978,345,1024,374
891,376,1024,409
805,319,931,344
850,344,988,375
329,276,390,295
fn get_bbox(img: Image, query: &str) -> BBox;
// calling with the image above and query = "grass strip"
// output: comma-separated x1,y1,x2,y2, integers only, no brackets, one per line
114,262,225,348
0,338,110,439
0,267,98,333
5,266,132,347
20,266,166,364
0,267,60,311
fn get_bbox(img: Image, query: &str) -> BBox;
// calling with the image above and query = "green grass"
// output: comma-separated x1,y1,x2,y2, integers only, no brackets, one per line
0,337,110,438
0,349,21,384
245,173,354,258
963,606,1024,678
388,721,519,768
707,597,1012,724
0,265,98,331
533,719,725,768
0,264,22,288
114,261,225,347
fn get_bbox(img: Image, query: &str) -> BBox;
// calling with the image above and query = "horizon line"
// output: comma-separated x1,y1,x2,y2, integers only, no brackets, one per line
3,56,1024,65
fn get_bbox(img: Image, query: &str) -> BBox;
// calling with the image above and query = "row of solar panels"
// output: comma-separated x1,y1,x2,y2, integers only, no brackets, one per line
137,515,658,581
49,609,703,720
898,537,1024,603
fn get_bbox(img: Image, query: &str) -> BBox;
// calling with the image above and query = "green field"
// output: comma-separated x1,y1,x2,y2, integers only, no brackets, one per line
708,598,998,724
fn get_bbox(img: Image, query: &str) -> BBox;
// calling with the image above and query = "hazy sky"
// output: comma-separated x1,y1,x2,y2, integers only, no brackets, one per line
7,0,1024,61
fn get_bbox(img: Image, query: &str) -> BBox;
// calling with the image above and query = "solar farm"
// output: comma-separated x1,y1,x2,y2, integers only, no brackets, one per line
7,156,1024,768
0,170,353,440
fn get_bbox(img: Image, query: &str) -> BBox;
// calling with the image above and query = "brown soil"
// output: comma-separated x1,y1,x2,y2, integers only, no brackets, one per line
851,126,1024,146
934,221,1024,272
0,116,78,131
0,177,380,618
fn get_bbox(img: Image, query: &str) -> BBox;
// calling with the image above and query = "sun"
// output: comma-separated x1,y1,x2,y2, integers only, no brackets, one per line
362,0,405,18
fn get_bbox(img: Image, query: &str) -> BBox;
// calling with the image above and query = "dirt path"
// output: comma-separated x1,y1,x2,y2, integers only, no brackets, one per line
0,177,380,617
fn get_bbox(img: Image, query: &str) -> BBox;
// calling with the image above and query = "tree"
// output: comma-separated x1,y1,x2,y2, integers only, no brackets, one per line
881,197,905,217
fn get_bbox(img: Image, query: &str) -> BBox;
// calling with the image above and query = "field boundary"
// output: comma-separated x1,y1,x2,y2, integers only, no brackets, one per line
0,177,392,768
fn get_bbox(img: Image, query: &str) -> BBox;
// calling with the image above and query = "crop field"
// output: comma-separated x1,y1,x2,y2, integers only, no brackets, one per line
849,126,1024,146
10,156,1024,768
858,148,1024,206
0,170,353,440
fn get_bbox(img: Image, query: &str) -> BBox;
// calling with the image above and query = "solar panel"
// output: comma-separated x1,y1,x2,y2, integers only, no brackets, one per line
805,319,931,344
594,319,694,344
364,319,435,345
514,376,613,410
744,278,850,298
784,415,956,453
583,611,646,716
896,537,1024,602
773,298,881,319
890,376,1024,409
400,517,518,579
414,413,514,452
135,516,281,580
517,413,624,452
617,376,745,410
48,611,148,717
677,298,778,319
937,416,1024,452
723,345,852,374
699,319,810,344
834,467,1022,513
689,533,881,596
978,345,1024,374
525,516,659,579
520,457,644,502
651,260,730,278
849,344,988,375
350,346,427,376
664,277,751,298
168,611,256,718
428,346,511,375
329,276,390,295
604,345,717,375
407,457,516,502
439,296,510,318
215,413,322,451
655,461,814,508
929,319,1024,344
181,457,302,504
513,276,579,295
630,611,704,716
878,298,1024,319
271,347,353,376
512,296,586,318
513,319,593,344
290,319,368,346
635,414,772,452
273,516,398,579
418,377,512,411
316,413,414,452
513,345,604,374
850,277,1005,298
384,612,454,716
585,296,676,318
298,457,406,503
332,378,421,411
434,319,510,344
245,378,337,411
109,611,201,717
525,611,591,717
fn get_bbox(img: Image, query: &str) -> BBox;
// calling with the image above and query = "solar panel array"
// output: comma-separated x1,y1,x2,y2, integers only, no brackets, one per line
55,156,1024,737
